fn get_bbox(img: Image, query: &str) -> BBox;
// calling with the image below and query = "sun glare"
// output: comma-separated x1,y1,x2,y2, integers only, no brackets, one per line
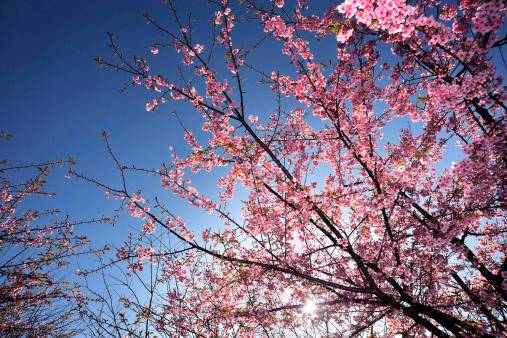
303,299,317,315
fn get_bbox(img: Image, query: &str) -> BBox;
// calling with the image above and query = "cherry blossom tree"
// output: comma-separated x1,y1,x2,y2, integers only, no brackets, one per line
0,133,108,337
87,0,506,336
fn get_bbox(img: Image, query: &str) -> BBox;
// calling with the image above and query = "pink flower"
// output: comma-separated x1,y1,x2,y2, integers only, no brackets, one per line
248,115,258,123
146,98,158,112
273,0,284,8
142,220,156,234
194,44,204,54
472,1,505,34
132,75,141,85
215,11,223,25
336,28,353,43
440,4,457,20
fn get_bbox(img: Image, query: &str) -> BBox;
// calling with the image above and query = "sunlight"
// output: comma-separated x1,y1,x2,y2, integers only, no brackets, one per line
303,299,317,315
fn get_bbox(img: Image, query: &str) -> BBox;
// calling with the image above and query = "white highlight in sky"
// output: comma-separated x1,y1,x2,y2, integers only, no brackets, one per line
303,299,317,314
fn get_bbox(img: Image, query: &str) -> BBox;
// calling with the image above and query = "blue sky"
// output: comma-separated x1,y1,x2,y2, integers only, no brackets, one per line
0,1,337,330
1,1,505,333
0,0,341,249
2,0,503,265
0,1,210,245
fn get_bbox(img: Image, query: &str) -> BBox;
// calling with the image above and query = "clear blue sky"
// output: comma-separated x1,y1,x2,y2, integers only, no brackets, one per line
1,1,171,255
0,0,340,249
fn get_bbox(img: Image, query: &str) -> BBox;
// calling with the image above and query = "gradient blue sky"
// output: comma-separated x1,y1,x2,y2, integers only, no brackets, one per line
0,0,340,249
0,1,341,327
2,0,503,260
2,0,504,279
1,0,505,335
